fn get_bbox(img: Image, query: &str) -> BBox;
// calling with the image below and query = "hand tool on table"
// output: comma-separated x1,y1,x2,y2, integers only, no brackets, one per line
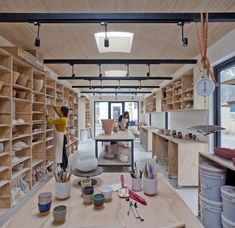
128,188,147,205
134,202,144,221
119,175,129,198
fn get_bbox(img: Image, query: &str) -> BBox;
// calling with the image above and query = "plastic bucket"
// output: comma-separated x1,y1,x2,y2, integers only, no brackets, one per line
200,193,223,228
221,186,235,223
200,162,226,201
222,213,235,228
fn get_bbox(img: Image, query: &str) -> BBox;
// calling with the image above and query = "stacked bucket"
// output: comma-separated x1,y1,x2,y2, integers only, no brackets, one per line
199,162,235,228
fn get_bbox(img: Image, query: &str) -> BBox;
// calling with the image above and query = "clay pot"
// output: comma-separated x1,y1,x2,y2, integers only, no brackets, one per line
16,91,28,99
101,119,114,135
0,81,3,92
16,74,28,87
12,71,20,84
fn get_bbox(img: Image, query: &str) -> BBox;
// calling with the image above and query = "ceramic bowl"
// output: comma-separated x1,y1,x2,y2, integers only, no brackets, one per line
38,201,52,213
83,186,94,195
76,155,98,172
100,186,112,202
12,71,20,84
53,205,67,223
33,79,43,92
38,192,52,205
92,194,104,207
16,74,28,87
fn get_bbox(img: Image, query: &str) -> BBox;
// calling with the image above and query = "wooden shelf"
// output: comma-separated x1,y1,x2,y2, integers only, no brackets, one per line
0,124,10,127
13,84,31,92
12,168,30,181
46,85,55,90
46,137,54,142
0,138,10,143
0,180,10,188
0,166,9,173
46,94,55,98
12,145,30,152
182,87,193,93
33,101,45,105
13,98,31,103
13,122,31,126
32,140,44,146
0,65,11,72
46,145,54,150
32,131,45,136
46,128,54,132
33,90,44,95
0,152,10,157
32,120,45,124
182,97,194,102
0,95,10,100
12,156,31,166
33,111,44,114
32,159,43,168
13,134,31,141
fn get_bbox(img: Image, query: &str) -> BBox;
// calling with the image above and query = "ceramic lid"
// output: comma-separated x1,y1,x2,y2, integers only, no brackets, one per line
199,162,227,173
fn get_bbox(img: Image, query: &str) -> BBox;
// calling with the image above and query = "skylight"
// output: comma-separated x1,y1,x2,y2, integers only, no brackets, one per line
105,70,127,77
94,32,134,53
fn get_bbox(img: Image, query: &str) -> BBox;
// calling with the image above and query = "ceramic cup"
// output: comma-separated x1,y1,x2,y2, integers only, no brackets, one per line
38,192,52,205
188,133,193,139
55,182,71,200
192,135,197,140
131,177,142,192
53,205,67,223
83,193,93,205
83,186,94,195
81,178,92,196
38,201,52,213
143,177,157,196
92,194,104,207
100,186,113,202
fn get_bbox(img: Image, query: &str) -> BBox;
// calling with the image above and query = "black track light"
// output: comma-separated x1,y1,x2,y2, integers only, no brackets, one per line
71,64,76,78
34,22,41,47
101,22,109,48
146,64,150,77
89,80,92,90
98,64,102,77
177,22,188,47
139,80,142,90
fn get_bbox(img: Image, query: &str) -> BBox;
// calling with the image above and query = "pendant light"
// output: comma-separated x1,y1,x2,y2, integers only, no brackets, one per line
146,64,150,77
101,22,109,47
99,64,102,77
71,64,76,78
177,22,188,47
34,22,41,47
126,64,130,77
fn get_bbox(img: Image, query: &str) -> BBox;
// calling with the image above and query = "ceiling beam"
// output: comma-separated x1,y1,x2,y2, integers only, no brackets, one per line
72,85,159,89
58,76,172,80
0,13,234,23
81,91,151,94
44,59,197,65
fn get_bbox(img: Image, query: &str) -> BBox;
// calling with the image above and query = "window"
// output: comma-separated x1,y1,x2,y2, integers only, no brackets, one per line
214,57,235,148
124,102,138,125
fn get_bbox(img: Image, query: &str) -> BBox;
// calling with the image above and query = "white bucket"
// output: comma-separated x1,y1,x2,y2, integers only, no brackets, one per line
222,213,235,228
200,162,226,202
55,182,71,199
199,193,223,228
221,186,235,223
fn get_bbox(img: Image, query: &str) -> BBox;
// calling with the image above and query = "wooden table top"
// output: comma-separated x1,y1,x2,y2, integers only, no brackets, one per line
153,131,208,145
95,130,134,140
2,173,202,228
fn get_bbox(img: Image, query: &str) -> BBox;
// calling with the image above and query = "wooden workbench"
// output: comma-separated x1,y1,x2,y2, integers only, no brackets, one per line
152,132,208,187
2,173,202,228
95,130,135,169
139,126,159,151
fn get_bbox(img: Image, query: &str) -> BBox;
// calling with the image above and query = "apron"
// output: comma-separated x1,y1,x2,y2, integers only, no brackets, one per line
55,130,64,164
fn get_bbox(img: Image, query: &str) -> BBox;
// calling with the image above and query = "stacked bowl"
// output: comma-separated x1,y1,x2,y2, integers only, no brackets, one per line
38,192,52,213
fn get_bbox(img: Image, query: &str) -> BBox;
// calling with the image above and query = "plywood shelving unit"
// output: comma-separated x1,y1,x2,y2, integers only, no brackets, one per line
0,47,78,208
145,91,161,113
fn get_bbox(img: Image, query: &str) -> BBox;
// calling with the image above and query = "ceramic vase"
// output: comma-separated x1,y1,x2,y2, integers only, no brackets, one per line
101,119,114,135
55,182,71,199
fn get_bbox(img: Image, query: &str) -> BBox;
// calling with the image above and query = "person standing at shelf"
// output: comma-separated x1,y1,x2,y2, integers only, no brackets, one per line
45,106,69,170
118,111,130,130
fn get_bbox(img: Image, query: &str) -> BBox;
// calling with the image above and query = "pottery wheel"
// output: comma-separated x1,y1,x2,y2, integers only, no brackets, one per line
73,167,103,186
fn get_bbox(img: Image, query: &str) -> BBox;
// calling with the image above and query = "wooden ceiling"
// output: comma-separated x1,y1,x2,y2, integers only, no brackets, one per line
0,0,235,89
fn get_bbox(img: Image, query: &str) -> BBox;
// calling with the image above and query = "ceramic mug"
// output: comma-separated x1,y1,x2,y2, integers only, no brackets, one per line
92,194,104,207
81,178,92,196
55,182,71,199
100,186,113,202
131,177,142,192
53,205,67,223
143,177,157,196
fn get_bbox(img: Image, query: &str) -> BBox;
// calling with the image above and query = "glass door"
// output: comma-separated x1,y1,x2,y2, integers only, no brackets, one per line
94,102,109,136
109,102,124,121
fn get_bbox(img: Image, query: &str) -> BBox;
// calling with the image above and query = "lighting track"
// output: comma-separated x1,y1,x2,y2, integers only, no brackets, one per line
81,91,152,94
58,76,172,80
72,85,159,89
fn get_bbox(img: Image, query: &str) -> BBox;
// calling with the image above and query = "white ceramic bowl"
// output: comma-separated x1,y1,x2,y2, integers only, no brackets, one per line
100,186,113,201
33,80,44,92
76,155,98,172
